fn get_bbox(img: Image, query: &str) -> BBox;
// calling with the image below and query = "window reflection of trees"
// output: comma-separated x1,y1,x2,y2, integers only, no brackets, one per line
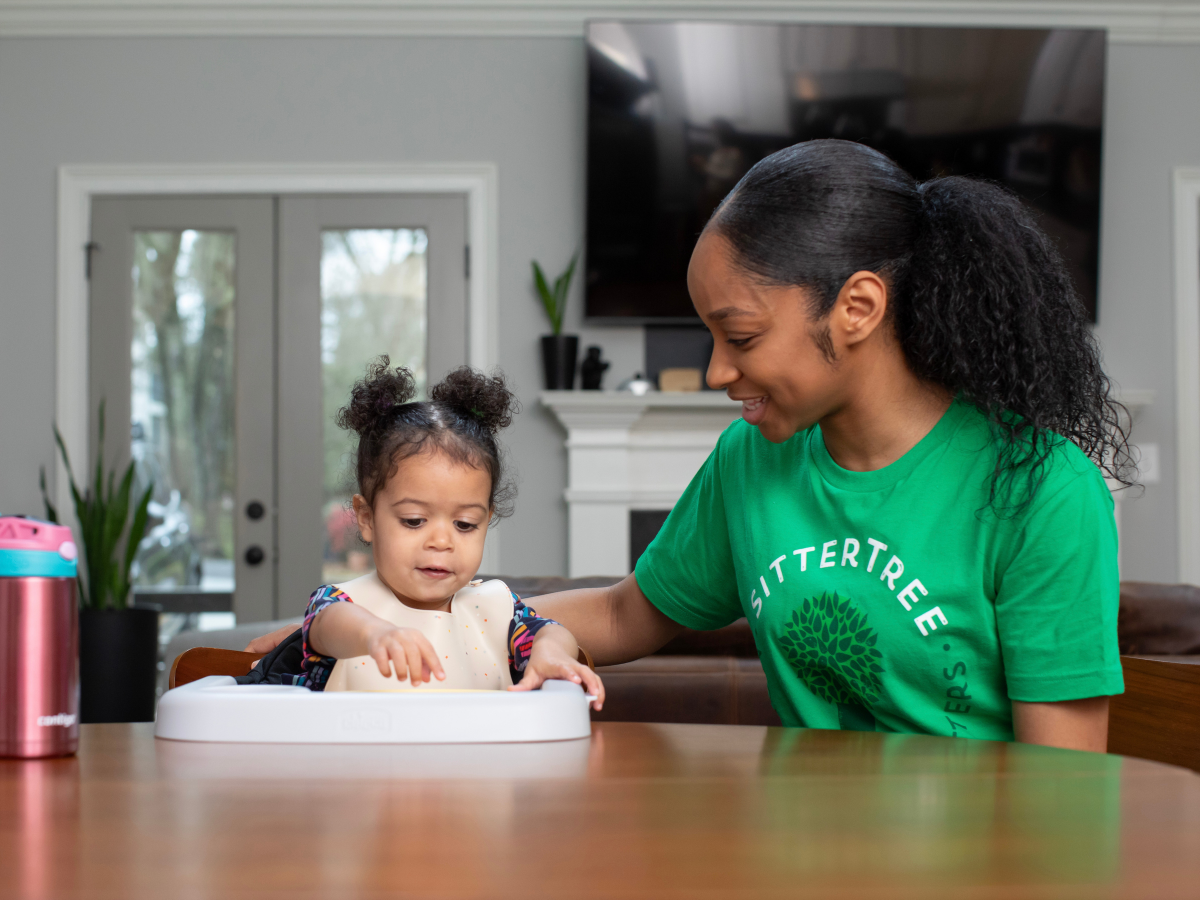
131,230,235,589
320,229,427,584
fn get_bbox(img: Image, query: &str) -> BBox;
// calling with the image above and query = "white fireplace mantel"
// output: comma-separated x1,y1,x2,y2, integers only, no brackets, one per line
543,389,1155,578
542,391,741,577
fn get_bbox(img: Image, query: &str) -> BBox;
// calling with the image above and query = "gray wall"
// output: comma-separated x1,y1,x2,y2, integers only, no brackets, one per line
0,35,1191,581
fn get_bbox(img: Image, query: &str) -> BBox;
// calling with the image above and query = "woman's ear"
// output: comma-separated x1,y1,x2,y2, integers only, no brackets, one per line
352,494,375,544
834,270,889,347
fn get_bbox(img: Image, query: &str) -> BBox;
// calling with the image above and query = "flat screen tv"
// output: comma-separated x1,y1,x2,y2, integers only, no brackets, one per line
586,22,1105,322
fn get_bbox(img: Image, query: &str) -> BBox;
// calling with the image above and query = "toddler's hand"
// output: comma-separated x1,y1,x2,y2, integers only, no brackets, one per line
365,624,446,685
510,644,605,710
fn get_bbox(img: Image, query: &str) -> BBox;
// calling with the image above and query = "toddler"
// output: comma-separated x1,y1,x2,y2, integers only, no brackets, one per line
300,357,604,707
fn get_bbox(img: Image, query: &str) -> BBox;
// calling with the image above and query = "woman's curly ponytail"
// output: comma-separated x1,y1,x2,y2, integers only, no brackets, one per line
897,177,1129,507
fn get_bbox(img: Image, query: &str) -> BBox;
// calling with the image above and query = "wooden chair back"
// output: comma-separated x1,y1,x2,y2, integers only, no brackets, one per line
1108,655,1200,772
168,648,261,690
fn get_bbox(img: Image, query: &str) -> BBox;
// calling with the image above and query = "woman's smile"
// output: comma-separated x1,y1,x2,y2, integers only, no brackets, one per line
737,395,769,425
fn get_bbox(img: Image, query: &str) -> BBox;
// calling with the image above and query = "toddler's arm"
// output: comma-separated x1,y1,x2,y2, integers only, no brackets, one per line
509,623,605,710
309,600,445,685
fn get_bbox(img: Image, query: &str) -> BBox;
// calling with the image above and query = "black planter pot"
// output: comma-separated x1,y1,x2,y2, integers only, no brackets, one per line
79,607,159,723
541,334,580,390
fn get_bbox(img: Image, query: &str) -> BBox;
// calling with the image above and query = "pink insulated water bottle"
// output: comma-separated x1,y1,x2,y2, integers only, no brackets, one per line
0,516,79,758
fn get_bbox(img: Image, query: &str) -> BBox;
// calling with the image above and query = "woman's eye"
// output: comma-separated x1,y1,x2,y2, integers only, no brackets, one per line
726,336,752,347
455,521,480,533
401,518,424,528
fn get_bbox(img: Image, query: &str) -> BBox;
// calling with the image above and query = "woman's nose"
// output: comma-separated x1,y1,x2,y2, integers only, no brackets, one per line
706,342,738,390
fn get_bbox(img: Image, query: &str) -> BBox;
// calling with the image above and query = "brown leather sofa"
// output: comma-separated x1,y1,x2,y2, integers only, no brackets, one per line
502,576,1200,732
1117,581,1200,655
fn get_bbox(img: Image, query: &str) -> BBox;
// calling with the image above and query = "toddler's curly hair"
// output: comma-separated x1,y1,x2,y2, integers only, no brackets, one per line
336,356,519,520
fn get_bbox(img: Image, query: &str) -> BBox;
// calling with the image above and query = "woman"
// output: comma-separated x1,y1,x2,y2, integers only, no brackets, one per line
252,140,1130,750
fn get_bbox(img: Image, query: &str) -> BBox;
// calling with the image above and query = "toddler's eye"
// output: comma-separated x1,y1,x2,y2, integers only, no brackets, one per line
455,520,480,533
401,517,424,528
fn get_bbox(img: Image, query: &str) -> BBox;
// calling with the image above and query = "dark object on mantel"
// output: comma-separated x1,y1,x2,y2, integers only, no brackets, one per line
580,345,610,390
1118,582,1200,655
541,334,579,389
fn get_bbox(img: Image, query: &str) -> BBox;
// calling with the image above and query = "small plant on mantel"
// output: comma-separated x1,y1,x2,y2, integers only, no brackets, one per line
532,253,580,390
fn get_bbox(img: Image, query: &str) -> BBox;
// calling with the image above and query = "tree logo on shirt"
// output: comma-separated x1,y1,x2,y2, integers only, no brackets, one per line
779,591,885,731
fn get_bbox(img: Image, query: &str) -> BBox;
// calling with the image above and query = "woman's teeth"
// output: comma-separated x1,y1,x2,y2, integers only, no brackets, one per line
741,396,769,425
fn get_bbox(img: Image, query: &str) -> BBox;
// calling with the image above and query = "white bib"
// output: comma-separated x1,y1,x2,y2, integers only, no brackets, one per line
323,572,517,692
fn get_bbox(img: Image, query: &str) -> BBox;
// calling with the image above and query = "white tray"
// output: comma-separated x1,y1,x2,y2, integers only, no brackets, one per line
155,676,593,744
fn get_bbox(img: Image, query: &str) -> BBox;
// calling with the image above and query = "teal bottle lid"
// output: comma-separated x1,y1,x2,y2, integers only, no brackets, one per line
0,516,79,578
0,548,78,578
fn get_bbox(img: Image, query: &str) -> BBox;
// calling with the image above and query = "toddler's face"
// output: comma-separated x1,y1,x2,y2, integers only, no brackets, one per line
353,449,492,611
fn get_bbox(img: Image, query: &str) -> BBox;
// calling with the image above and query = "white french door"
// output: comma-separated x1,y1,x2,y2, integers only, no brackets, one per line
89,194,468,622
276,196,468,616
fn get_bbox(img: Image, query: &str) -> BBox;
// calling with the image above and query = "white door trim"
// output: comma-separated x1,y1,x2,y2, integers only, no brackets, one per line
56,162,500,573
1173,166,1200,583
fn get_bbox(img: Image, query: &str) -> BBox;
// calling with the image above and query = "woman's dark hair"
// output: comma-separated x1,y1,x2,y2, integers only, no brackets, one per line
710,138,1134,510
336,357,519,520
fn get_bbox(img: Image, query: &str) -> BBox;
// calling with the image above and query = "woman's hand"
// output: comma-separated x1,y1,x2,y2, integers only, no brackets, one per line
509,624,605,710
364,623,446,685
243,623,300,655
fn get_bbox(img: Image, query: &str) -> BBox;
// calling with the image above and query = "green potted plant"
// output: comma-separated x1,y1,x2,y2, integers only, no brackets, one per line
533,253,580,390
41,402,157,723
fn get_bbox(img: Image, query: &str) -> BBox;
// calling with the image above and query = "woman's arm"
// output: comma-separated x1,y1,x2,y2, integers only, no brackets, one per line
1012,697,1110,752
526,574,685,667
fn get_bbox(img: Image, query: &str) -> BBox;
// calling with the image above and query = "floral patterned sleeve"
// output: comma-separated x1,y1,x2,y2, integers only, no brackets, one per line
298,584,353,691
507,593,560,682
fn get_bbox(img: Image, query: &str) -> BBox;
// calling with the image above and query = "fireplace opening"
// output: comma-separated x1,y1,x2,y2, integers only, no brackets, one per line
630,509,672,570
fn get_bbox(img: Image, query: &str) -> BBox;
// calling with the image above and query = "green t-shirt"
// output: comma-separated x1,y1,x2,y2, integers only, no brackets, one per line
635,399,1123,741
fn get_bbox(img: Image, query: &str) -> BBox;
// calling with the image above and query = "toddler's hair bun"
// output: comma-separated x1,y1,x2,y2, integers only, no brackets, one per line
431,367,518,433
335,356,419,436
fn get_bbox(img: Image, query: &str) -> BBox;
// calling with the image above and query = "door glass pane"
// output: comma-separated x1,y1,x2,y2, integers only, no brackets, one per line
320,228,428,583
130,230,236,591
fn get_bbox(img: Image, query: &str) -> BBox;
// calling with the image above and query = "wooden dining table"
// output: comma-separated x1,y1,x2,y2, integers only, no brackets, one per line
2,722,1199,899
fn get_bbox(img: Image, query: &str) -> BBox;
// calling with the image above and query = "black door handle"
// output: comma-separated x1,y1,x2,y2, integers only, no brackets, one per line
245,500,266,520
244,545,266,566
